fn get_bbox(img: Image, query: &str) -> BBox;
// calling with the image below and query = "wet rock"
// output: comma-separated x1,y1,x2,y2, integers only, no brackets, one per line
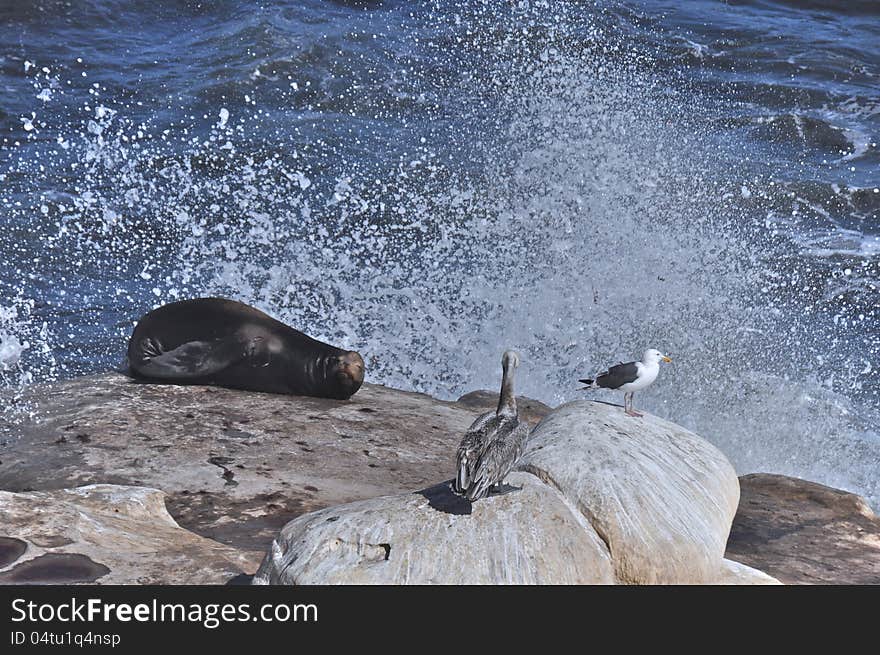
0,553,110,584
0,484,261,585
0,536,27,568
726,473,880,584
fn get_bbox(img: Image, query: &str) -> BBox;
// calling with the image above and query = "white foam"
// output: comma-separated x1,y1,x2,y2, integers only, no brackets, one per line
2,4,877,510
0,333,27,370
0,298,57,424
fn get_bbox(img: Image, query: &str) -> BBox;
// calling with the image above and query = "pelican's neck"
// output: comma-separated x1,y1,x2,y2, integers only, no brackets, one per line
497,357,517,417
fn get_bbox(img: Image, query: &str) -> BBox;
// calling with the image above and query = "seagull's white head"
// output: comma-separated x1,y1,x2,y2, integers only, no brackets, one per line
643,348,672,365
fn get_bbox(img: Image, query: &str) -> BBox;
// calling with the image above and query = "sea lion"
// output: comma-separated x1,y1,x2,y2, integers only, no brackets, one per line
126,298,365,400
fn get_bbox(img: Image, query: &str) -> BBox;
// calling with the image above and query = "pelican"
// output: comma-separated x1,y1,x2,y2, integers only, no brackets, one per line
579,348,672,417
454,350,531,501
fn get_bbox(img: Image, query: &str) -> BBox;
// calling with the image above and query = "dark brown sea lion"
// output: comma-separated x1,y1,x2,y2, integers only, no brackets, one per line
126,298,365,400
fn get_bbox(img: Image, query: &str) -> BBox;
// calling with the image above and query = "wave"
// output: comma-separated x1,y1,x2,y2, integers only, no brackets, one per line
747,0,880,17
748,113,856,153
0,0,878,507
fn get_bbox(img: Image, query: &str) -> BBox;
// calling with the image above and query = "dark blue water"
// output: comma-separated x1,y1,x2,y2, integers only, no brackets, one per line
1,0,878,504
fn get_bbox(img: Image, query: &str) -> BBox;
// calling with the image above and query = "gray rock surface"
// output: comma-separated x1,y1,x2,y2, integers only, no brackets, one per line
0,484,260,584
254,472,615,584
726,473,880,584
715,558,781,585
0,373,481,551
518,400,741,584
255,400,770,584
5,373,874,585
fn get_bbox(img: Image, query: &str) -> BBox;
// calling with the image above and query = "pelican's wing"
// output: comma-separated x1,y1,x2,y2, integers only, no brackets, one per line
466,419,527,501
454,411,494,494
466,408,496,433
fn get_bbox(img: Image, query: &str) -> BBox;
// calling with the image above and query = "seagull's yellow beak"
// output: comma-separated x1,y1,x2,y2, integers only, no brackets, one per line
661,355,672,363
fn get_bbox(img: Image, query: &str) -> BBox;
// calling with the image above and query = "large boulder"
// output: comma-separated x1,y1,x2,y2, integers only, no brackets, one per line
254,472,614,585
518,400,741,584
726,473,880,584
255,400,772,584
0,484,260,584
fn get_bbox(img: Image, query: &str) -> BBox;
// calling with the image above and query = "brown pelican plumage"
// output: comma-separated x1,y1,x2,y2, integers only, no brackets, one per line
453,350,531,501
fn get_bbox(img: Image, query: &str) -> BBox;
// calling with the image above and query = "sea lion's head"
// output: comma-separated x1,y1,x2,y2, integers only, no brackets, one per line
326,350,365,399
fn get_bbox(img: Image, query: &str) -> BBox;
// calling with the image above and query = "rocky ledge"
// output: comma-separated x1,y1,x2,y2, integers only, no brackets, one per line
0,484,259,584
1,373,877,584
726,473,880,585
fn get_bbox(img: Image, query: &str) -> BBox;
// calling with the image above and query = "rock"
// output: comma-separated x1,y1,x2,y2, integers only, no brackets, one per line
517,400,742,584
13,373,871,585
0,373,500,552
255,400,770,584
716,558,781,585
726,473,880,584
0,484,261,584
455,390,552,427
254,472,614,584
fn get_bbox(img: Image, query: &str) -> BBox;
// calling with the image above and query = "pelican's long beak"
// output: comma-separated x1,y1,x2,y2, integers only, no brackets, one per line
661,355,672,363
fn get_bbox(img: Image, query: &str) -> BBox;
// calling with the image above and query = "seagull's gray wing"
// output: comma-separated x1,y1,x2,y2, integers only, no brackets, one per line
595,361,639,389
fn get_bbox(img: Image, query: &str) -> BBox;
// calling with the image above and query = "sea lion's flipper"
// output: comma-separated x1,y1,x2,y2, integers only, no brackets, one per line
136,339,243,379
245,335,272,368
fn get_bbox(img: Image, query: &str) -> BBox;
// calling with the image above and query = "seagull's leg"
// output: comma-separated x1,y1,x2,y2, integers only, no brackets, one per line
624,392,638,417
627,392,643,417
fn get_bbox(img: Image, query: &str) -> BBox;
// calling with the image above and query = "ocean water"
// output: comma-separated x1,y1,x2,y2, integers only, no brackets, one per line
1,1,878,506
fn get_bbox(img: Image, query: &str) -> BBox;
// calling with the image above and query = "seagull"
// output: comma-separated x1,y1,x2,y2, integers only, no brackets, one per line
454,350,531,501
579,349,672,417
